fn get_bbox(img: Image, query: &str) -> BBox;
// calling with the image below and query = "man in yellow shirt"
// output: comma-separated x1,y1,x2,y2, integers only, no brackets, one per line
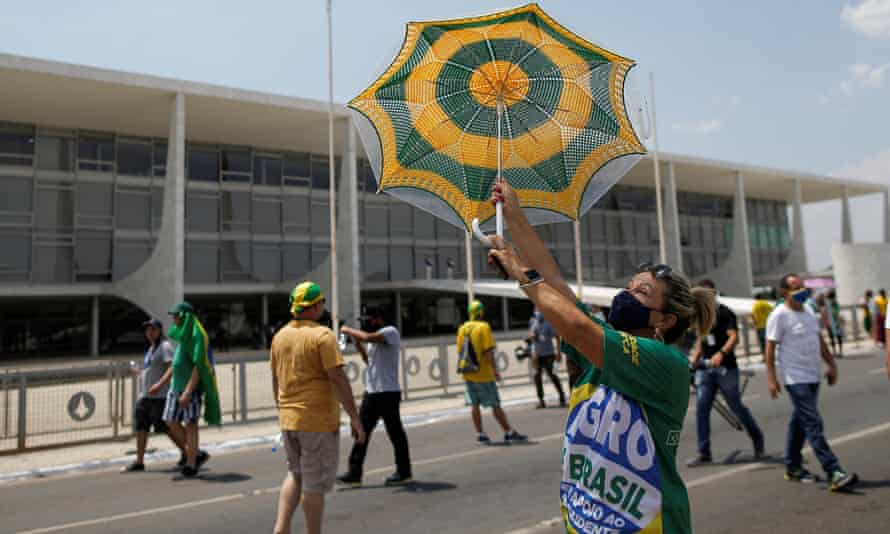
751,293,775,355
270,281,365,534
457,300,527,445
875,289,887,347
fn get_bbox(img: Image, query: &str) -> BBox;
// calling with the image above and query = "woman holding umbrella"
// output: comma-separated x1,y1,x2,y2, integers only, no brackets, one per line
488,182,716,534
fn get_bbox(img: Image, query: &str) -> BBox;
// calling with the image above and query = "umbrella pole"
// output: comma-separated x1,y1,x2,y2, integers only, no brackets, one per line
326,0,339,329
496,96,504,237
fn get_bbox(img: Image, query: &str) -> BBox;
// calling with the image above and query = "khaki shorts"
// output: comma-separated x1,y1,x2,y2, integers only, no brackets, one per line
282,430,340,493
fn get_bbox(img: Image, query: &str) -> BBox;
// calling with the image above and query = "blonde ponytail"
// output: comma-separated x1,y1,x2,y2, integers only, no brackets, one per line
689,286,718,338
661,272,717,344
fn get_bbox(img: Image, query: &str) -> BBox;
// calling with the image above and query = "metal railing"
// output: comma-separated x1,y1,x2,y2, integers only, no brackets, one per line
0,304,873,454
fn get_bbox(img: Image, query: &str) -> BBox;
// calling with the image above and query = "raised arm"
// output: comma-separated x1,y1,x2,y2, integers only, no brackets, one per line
492,183,575,301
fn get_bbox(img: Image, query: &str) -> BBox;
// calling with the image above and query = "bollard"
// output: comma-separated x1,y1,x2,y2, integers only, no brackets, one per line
17,375,26,451
239,361,248,422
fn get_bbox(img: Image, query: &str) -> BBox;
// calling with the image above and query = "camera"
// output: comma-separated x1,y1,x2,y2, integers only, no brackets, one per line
514,340,533,361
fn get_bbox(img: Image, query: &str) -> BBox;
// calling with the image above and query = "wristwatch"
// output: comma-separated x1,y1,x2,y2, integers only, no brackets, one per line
520,269,542,285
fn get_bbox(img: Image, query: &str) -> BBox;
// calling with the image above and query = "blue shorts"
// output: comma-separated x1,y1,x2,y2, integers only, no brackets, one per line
162,390,203,424
465,381,501,408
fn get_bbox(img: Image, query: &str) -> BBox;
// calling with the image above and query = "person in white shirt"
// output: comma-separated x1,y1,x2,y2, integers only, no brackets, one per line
765,273,857,491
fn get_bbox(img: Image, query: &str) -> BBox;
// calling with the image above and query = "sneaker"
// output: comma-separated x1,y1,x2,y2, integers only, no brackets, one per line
686,455,713,468
120,461,145,473
753,449,769,461
177,454,187,468
536,401,546,409
336,473,363,488
504,430,528,444
180,465,199,477
477,433,491,445
384,473,413,486
829,470,859,492
784,467,816,483
196,450,210,470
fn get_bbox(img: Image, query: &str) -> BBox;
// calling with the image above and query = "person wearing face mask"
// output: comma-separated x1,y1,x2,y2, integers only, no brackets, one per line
765,274,858,491
487,182,717,534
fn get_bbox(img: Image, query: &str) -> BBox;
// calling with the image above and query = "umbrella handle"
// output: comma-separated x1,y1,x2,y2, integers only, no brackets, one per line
471,218,509,280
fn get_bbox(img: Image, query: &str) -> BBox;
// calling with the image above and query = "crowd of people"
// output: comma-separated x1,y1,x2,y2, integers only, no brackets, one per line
117,182,885,533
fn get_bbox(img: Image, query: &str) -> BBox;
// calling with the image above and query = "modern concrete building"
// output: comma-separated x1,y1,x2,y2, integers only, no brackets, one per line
0,53,886,357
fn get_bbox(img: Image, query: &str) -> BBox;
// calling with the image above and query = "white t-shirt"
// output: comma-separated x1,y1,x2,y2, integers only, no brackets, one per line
766,304,822,385
885,309,890,330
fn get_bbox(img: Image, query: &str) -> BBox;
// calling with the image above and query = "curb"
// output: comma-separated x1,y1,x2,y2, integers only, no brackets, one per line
0,391,558,485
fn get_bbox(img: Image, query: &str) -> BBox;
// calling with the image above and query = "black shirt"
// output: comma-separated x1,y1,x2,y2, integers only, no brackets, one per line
701,304,738,369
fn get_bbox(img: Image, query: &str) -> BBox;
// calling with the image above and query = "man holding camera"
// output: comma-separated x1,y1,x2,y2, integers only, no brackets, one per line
528,309,565,408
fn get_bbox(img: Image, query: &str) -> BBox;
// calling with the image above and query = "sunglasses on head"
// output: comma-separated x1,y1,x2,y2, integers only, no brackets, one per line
637,262,673,281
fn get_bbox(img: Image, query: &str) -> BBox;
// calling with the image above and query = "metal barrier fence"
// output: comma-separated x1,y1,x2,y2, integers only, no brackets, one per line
0,304,873,454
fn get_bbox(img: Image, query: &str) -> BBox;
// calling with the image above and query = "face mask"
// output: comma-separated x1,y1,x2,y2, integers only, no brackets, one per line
608,290,653,332
790,289,810,303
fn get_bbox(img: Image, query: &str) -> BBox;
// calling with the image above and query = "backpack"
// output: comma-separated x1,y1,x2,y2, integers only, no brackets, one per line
457,324,480,374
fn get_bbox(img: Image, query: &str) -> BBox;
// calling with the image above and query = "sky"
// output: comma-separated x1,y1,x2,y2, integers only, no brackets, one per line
0,0,888,270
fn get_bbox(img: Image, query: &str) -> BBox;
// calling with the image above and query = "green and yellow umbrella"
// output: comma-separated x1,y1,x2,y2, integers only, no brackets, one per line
349,3,646,237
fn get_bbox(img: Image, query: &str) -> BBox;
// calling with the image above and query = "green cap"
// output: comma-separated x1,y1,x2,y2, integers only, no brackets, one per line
167,301,194,316
290,281,325,317
468,300,484,320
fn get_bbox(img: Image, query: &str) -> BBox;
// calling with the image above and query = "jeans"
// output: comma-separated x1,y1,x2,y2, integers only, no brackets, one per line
695,368,764,456
785,383,841,474
347,391,412,478
534,355,566,404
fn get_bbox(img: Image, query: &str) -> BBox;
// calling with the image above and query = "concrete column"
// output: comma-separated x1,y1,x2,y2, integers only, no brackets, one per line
841,186,853,244
772,178,808,276
90,296,100,356
883,188,890,244
664,162,684,271
113,92,186,321
395,291,403,333
698,171,753,297
346,122,361,321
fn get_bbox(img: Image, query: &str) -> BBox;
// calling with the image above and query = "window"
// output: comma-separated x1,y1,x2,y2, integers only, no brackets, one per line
252,196,281,235
221,148,252,183
33,243,74,283
0,231,30,282
437,247,459,279
283,243,311,280
220,191,250,232
311,243,330,271
35,187,74,233
151,187,164,231
187,192,219,233
363,245,389,281
76,182,113,228
0,122,35,167
115,186,152,230
117,139,152,176
414,208,436,239
221,240,251,281
584,210,606,244
78,135,115,172
311,155,330,189
283,194,310,232
311,200,330,237
0,176,32,213
75,230,112,281
365,203,389,238
185,241,219,283
283,152,311,187
390,246,414,280
435,217,461,241
153,142,167,177
254,155,282,186
113,239,153,280
36,134,74,171
252,244,282,282
359,159,378,192
390,204,413,237
187,146,219,182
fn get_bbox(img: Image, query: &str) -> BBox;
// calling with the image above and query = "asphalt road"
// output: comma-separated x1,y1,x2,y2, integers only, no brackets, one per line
2,347,888,534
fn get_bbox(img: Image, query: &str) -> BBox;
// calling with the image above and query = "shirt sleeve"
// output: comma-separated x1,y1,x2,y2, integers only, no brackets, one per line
381,326,400,346
161,341,174,363
599,328,689,416
724,307,738,331
318,330,344,370
766,309,782,343
478,323,496,353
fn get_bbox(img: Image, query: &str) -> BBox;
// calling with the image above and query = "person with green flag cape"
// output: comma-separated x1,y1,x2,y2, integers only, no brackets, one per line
152,301,220,476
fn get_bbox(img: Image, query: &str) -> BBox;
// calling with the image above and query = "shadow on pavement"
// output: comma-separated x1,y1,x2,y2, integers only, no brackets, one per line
337,480,457,493
171,472,253,483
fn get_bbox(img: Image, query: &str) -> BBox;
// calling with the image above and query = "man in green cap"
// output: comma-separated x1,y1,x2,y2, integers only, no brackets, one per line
151,301,219,477
271,281,364,534
456,299,527,445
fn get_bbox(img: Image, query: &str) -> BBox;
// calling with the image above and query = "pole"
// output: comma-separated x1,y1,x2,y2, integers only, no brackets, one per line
465,231,475,302
495,96,504,237
574,220,583,300
326,0,339,329
649,72,667,265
